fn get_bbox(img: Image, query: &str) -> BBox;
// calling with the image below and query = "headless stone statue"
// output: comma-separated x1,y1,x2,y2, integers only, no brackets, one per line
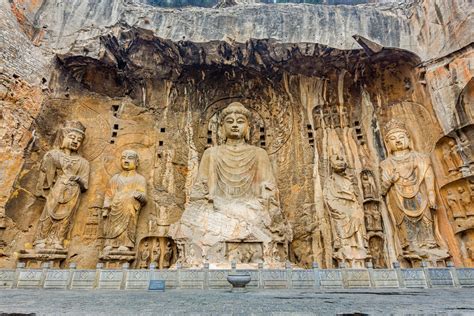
170,102,292,267
102,150,147,253
34,121,89,251
381,120,449,264
323,151,367,268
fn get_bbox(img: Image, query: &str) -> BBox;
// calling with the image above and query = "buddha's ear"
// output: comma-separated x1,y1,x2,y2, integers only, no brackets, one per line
218,123,226,143
244,125,250,142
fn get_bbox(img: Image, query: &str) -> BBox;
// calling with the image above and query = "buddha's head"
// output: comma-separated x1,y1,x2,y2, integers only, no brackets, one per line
220,102,251,142
121,149,139,171
330,153,347,173
384,120,412,154
60,120,86,152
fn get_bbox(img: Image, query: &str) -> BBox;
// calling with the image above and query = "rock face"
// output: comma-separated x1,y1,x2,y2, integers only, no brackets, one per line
0,0,472,269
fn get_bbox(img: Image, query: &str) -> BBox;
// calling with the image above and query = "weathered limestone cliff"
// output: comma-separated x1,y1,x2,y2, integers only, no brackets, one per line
0,0,472,269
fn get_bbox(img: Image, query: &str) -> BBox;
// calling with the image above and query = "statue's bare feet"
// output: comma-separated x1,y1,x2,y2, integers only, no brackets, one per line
117,246,129,252
103,246,113,253
34,242,46,251
53,243,64,250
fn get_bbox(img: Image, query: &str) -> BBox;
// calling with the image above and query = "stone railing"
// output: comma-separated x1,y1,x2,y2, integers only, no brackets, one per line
1,262,473,290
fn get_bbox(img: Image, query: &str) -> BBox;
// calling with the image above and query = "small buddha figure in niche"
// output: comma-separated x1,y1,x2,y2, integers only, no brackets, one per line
169,102,292,266
34,121,90,251
102,150,147,253
361,171,376,200
441,139,461,175
458,186,473,216
138,241,151,269
446,190,465,219
323,149,367,268
380,120,449,263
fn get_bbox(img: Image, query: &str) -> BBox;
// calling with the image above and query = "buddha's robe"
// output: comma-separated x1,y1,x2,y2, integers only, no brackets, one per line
324,172,367,262
35,149,90,247
103,171,147,249
381,151,448,258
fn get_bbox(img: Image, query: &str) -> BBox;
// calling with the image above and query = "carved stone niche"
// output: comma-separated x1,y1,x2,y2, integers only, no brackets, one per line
360,169,387,268
441,177,474,265
135,236,175,269
434,136,465,185
434,125,474,187
226,241,264,264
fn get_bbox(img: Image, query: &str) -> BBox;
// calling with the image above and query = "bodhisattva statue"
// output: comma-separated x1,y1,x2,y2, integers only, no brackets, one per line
34,121,90,250
380,120,449,264
102,150,147,252
323,152,367,268
169,102,292,266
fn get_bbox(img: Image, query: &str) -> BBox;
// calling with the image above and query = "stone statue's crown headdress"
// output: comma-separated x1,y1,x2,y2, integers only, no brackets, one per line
383,119,408,139
64,120,86,135
219,102,251,122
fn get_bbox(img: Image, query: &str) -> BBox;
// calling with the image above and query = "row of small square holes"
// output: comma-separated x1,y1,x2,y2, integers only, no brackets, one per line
306,122,364,147
307,124,314,147
110,105,120,144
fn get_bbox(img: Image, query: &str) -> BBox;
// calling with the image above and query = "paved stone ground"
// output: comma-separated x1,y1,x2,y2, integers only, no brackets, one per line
1,288,474,315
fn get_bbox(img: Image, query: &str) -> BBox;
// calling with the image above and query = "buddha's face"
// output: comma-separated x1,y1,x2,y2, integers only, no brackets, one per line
223,112,249,140
330,154,347,173
386,131,410,153
121,151,138,171
62,130,84,151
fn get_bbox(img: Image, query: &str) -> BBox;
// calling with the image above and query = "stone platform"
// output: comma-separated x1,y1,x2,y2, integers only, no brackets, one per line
1,288,474,315
1,264,473,290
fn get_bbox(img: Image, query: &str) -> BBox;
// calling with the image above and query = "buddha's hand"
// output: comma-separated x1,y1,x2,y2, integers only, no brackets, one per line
133,192,146,203
390,170,400,183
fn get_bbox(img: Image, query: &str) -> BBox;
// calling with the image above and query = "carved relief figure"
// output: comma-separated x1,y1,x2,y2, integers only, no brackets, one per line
323,150,367,268
152,241,161,266
102,150,147,252
458,130,473,168
138,241,151,269
441,139,461,175
361,171,376,200
447,190,466,219
458,186,473,216
34,121,90,250
380,120,449,264
364,203,383,232
169,102,292,266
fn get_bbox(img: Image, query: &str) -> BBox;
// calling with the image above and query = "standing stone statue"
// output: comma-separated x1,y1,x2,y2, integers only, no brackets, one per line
380,120,449,264
323,152,367,268
170,102,292,266
102,150,147,252
34,121,89,250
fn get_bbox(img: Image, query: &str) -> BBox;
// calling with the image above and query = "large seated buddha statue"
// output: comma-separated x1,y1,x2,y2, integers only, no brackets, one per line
169,102,292,267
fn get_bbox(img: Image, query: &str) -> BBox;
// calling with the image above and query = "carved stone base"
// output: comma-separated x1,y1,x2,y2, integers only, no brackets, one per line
453,217,474,234
99,250,136,269
17,249,68,268
401,247,451,268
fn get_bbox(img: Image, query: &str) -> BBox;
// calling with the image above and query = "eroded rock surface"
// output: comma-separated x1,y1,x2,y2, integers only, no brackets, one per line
0,0,472,269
